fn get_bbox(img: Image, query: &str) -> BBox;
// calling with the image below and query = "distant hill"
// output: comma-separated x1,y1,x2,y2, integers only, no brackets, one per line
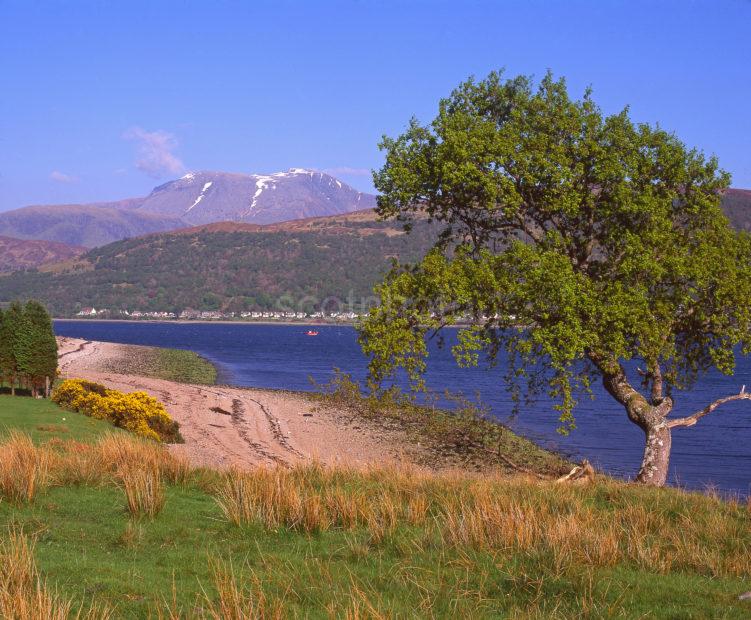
0,236,86,272
0,210,439,316
0,204,184,248
719,189,751,232
0,169,376,247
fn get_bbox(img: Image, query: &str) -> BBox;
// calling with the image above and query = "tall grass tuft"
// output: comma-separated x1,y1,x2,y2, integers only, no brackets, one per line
0,529,111,619
97,433,190,483
155,560,287,619
120,465,166,519
215,467,333,533
0,432,50,503
200,559,285,620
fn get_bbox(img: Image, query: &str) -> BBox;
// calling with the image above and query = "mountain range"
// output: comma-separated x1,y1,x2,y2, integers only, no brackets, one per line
0,169,376,249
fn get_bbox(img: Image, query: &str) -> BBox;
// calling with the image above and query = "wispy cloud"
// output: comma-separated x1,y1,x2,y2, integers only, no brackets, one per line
123,126,184,178
50,170,78,183
323,166,371,177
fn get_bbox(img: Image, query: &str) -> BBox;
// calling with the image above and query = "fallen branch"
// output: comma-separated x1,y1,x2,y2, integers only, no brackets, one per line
482,447,591,483
555,460,595,484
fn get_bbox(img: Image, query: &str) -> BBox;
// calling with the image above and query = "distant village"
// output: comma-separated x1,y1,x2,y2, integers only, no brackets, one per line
74,308,362,322
71,307,489,325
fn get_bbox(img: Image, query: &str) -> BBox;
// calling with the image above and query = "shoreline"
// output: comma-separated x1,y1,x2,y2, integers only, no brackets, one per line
54,317,359,327
55,336,569,476
54,318,467,328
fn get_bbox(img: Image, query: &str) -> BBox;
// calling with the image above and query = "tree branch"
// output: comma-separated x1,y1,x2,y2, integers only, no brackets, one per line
649,362,664,405
667,386,750,429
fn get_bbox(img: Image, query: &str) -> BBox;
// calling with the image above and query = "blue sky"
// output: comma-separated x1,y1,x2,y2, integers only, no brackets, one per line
1,0,749,211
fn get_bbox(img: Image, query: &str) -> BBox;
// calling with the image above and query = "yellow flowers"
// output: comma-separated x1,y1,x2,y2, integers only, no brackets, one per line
51,379,181,443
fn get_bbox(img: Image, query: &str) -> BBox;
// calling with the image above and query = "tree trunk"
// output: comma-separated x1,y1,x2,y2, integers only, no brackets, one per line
595,358,674,487
634,421,672,486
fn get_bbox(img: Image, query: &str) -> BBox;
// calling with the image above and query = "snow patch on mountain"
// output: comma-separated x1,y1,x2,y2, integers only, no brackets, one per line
246,175,277,217
185,181,214,214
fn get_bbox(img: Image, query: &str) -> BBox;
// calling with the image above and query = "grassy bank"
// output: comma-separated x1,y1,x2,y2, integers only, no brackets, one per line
0,397,750,617
312,371,571,477
100,345,217,385
0,394,123,443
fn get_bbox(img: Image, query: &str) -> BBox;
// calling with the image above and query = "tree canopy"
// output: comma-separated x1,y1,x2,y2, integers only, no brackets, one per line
0,300,58,397
359,71,751,485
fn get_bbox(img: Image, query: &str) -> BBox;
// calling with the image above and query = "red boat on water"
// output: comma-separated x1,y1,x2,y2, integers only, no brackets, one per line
306,330,319,336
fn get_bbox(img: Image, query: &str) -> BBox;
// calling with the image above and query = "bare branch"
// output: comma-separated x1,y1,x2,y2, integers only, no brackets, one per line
667,387,751,429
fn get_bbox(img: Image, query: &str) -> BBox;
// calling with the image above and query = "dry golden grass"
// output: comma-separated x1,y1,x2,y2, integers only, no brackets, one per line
96,433,192,485
155,559,286,620
0,529,111,619
338,584,390,620
0,432,51,503
214,466,333,533
212,462,751,580
0,432,192,525
120,465,166,519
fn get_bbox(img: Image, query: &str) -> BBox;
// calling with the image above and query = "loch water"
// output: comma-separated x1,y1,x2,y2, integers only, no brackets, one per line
54,320,751,496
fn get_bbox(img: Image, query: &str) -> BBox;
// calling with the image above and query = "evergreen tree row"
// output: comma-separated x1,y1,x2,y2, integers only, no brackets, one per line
0,300,58,398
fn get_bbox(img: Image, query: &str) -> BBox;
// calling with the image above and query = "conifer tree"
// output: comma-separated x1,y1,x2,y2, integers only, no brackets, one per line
0,307,4,388
0,301,23,396
16,300,58,397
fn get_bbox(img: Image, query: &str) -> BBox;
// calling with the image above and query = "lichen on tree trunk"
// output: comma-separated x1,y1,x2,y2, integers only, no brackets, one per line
635,422,672,486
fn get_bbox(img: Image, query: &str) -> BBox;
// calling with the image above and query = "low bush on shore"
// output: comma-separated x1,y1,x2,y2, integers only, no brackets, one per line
101,345,217,385
0,426,749,617
51,379,182,443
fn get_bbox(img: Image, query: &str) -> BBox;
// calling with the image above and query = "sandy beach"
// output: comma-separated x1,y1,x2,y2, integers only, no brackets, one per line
57,337,423,469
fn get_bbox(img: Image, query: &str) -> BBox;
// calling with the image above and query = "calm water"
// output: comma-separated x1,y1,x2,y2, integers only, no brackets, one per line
54,320,751,496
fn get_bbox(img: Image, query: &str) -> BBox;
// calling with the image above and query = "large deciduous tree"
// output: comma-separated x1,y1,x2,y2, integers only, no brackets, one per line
359,71,751,486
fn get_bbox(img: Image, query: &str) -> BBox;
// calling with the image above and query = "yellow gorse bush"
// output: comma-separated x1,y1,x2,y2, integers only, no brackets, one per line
51,379,181,443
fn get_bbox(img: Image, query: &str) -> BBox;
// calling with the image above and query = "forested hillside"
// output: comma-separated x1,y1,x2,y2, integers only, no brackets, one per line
0,211,438,316
0,236,85,272
2,188,750,318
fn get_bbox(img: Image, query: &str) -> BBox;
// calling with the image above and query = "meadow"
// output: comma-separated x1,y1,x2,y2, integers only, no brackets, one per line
0,395,749,618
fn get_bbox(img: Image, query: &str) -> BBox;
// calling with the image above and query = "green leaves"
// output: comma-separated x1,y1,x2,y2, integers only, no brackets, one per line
0,300,57,394
362,70,751,429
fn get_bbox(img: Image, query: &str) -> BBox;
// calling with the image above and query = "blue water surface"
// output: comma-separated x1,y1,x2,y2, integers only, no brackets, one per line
54,320,751,496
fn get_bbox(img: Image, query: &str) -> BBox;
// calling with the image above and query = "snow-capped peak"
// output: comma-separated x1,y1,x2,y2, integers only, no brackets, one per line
181,172,196,182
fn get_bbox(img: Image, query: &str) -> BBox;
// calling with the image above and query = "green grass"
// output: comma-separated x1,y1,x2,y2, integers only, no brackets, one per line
0,394,123,443
2,463,750,618
150,348,217,384
101,346,217,385
1,396,750,618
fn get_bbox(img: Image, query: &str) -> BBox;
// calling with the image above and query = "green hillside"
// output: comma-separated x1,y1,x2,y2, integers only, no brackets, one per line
1,191,749,318
0,212,438,316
